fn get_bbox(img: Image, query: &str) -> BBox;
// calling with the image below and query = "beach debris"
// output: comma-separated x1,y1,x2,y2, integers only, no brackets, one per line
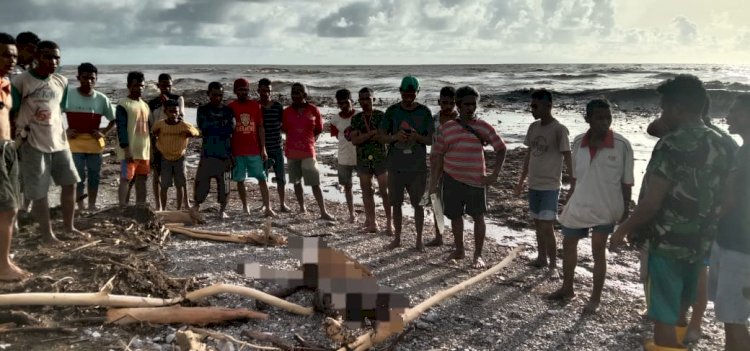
155,209,205,226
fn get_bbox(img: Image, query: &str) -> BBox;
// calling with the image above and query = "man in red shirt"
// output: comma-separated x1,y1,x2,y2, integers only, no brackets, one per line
282,83,334,220
228,78,273,217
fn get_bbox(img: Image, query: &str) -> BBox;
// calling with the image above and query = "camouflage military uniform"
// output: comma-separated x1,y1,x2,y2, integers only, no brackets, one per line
642,123,733,325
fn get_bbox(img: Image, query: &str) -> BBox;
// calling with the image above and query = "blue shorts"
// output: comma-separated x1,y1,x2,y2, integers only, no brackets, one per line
232,155,266,182
266,149,286,185
561,224,615,238
528,188,559,221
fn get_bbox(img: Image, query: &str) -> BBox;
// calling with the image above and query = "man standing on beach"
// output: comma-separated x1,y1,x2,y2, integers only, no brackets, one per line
429,86,506,268
10,32,38,77
258,78,290,212
380,76,434,251
549,99,633,314
11,40,85,245
282,83,334,220
0,33,29,280
65,62,116,211
116,71,151,207
514,89,572,276
148,73,185,211
611,75,732,351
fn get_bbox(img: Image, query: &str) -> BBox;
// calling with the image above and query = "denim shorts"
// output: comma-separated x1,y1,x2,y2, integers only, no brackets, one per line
528,188,560,221
561,224,615,238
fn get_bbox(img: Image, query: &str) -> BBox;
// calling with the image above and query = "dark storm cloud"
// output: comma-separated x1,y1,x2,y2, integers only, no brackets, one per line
316,2,374,37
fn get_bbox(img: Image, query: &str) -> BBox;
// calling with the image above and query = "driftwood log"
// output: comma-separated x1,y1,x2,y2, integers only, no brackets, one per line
333,246,524,351
165,223,287,246
107,306,268,325
0,283,314,315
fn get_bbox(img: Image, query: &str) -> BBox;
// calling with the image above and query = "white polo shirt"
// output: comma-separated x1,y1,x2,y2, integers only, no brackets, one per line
559,130,634,229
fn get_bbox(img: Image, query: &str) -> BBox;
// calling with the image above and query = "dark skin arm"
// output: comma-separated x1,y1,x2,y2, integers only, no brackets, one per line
562,150,574,203
350,129,377,145
610,173,672,250
620,184,633,223
482,147,507,185
513,149,531,196
258,124,267,161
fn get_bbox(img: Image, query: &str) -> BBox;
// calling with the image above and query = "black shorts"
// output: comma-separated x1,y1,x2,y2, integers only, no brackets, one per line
442,173,486,220
388,170,426,207
152,149,163,174
356,163,387,177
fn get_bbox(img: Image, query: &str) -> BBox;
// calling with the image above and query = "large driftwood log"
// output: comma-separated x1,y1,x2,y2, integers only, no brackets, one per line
165,224,287,246
107,306,268,325
335,246,524,351
0,283,314,315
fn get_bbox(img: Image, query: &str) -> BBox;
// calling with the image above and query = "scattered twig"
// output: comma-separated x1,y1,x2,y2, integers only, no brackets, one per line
242,330,295,351
64,316,107,325
40,335,78,343
70,240,102,252
190,327,282,350
51,276,75,288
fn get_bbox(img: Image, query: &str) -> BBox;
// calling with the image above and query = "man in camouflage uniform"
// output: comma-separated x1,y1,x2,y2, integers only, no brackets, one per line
610,75,733,351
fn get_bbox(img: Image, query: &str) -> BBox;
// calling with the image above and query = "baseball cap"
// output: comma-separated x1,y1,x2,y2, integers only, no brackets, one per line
400,76,420,91
234,78,251,89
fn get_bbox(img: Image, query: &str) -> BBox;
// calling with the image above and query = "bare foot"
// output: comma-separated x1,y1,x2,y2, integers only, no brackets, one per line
65,228,92,240
348,215,355,224
219,211,230,219
243,206,251,215
320,213,336,221
425,237,443,247
527,257,548,268
447,250,465,261
582,299,600,314
684,326,702,344
415,242,425,252
264,209,276,218
77,200,86,211
0,263,31,281
298,207,307,215
42,234,64,247
385,227,394,237
547,288,576,301
279,205,291,213
360,226,378,234
547,267,561,280
471,257,486,269
385,239,400,250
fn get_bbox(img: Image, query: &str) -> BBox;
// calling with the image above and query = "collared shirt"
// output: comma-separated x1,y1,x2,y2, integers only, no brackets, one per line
560,130,634,229
11,70,69,153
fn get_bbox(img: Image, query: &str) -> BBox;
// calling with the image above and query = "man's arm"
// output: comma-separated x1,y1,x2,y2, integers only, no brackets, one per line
610,173,672,248
514,150,530,196
428,155,444,195
115,105,131,159
258,124,267,160
562,150,574,202
620,184,633,222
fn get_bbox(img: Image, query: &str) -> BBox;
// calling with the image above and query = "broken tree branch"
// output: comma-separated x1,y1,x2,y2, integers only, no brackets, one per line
190,327,281,351
0,283,314,315
336,245,524,351
165,224,287,246
106,306,268,325
0,326,77,334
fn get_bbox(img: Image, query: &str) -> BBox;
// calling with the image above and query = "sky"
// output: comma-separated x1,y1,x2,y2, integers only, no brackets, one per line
0,0,748,65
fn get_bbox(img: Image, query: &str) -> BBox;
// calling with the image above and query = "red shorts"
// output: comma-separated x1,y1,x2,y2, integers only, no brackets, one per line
120,159,150,181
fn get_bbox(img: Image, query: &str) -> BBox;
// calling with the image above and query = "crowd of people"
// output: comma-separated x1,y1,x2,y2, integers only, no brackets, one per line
0,31,748,351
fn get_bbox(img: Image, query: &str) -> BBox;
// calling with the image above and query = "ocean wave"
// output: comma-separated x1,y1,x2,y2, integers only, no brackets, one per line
173,78,207,86
648,73,679,79
546,73,604,80
704,80,750,91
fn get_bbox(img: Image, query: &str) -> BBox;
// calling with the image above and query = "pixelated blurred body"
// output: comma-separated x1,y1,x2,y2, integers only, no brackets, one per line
238,236,410,329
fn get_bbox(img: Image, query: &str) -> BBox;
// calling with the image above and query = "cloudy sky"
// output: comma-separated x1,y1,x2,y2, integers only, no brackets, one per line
1,0,748,65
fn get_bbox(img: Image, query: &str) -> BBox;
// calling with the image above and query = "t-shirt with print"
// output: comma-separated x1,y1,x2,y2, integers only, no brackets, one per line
431,118,506,188
262,101,284,153
228,99,263,156
330,112,356,166
11,70,69,153
523,119,570,190
717,144,750,254
151,119,200,161
65,88,115,154
351,110,387,169
560,130,634,229
379,103,434,172
197,104,235,160
642,124,733,261
115,97,151,161
282,103,323,160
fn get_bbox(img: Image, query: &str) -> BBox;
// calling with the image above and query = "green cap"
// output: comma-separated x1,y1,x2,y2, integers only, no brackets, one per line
400,76,420,91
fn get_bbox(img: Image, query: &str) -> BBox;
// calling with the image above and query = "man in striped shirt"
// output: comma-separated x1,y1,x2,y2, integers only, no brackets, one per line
429,86,506,269
258,78,290,212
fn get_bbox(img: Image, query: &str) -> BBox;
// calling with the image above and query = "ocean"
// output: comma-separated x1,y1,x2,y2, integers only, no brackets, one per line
61,63,748,202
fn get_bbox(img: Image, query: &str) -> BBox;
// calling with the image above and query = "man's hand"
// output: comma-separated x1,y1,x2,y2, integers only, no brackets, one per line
261,149,268,161
368,130,378,140
563,186,575,205
66,129,78,139
396,130,410,143
482,172,499,186
609,229,627,252
513,181,524,197
619,207,630,224
91,130,104,139
124,147,133,162
407,130,419,143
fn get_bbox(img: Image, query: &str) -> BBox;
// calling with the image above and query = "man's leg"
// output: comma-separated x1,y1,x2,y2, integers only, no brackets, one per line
375,171,393,236
259,180,274,217
587,231,609,312
407,172,427,250
312,185,334,220
294,183,305,213
532,219,548,267
344,183,354,223
539,220,558,272
448,216,465,259
217,165,230,219
359,173,377,232
135,174,147,205
685,267,708,342
0,210,26,280
118,161,132,206
472,214,486,268
31,197,58,244
414,204,424,251
387,171,404,249
550,233,579,300
152,153,162,211
87,153,102,210
237,181,249,214
72,153,86,210
61,184,87,238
